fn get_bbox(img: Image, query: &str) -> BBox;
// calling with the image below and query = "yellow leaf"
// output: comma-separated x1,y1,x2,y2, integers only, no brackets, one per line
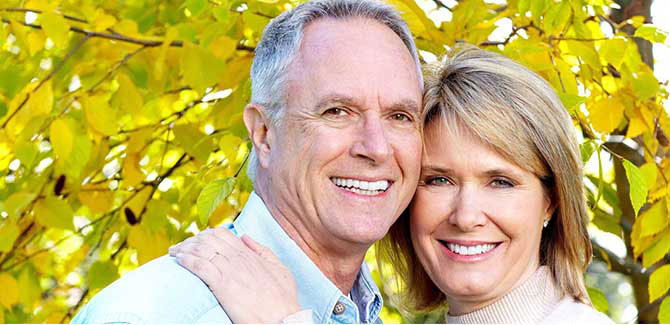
125,186,153,217
600,38,627,69
555,57,578,95
589,96,625,134
639,199,669,238
33,197,75,230
3,192,36,218
114,74,144,113
128,226,171,265
50,118,74,159
155,27,178,80
84,95,117,136
210,36,237,60
27,31,46,56
0,222,20,252
40,11,70,46
642,228,670,268
18,266,41,310
649,265,670,302
640,162,657,191
78,184,114,214
0,308,3,323
122,153,145,188
126,128,153,154
0,273,19,308
601,75,619,94
93,9,117,32
626,116,647,138
26,81,53,116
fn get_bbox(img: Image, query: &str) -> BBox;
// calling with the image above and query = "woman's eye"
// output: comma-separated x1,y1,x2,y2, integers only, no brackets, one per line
426,176,451,186
324,107,347,116
491,178,514,188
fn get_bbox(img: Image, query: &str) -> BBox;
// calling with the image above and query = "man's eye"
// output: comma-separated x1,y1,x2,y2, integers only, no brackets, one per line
324,107,347,116
426,176,451,186
391,113,411,122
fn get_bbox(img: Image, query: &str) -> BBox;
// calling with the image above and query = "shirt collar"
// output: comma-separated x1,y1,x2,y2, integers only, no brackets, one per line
232,192,383,323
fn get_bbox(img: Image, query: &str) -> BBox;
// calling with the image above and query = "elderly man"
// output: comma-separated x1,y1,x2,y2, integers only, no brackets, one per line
71,0,422,323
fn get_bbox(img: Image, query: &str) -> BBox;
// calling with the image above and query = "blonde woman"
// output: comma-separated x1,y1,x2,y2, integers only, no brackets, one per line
170,47,613,323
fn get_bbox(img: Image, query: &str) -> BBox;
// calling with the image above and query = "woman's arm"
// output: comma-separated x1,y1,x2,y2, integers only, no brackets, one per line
168,228,310,323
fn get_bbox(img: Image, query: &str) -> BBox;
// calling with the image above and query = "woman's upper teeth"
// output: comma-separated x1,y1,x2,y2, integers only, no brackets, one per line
331,177,389,191
447,243,496,255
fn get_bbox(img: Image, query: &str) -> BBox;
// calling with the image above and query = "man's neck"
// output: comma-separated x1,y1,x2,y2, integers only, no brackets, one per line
257,189,368,295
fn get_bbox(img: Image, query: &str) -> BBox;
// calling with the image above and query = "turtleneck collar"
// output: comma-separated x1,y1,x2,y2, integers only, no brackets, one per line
446,266,563,324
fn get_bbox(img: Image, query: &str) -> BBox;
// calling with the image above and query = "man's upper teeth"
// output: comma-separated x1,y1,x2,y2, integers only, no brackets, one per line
446,243,496,255
332,177,389,191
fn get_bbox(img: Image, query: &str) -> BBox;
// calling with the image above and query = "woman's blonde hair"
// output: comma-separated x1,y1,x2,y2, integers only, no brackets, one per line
377,46,593,311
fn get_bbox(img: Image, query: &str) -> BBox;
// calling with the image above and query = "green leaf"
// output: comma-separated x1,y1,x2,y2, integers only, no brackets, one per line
88,261,119,291
623,160,648,217
639,199,668,237
3,192,36,218
587,287,608,313
18,265,40,309
660,296,670,324
197,177,236,226
634,25,668,44
579,140,597,164
184,0,208,16
33,197,74,230
0,101,7,118
0,222,20,252
649,265,670,302
40,11,70,46
632,70,660,101
589,97,625,134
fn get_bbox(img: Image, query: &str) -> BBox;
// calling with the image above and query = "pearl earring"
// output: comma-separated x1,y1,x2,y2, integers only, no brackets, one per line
543,219,549,228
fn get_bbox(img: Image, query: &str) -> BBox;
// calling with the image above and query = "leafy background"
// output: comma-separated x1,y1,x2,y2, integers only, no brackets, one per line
0,0,669,323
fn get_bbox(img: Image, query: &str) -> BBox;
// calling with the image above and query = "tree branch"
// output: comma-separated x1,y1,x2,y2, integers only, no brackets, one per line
1,7,88,23
0,17,255,51
0,33,90,129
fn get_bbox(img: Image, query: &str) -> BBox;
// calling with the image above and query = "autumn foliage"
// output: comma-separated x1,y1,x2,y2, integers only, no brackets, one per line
0,0,669,323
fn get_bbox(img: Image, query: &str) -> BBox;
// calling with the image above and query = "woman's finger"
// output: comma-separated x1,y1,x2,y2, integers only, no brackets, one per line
241,235,280,263
174,252,222,288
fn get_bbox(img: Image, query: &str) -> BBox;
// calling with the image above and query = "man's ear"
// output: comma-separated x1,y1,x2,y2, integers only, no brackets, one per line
243,104,273,168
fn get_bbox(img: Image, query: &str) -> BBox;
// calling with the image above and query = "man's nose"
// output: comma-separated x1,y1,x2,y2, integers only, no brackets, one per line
448,185,488,232
350,115,392,164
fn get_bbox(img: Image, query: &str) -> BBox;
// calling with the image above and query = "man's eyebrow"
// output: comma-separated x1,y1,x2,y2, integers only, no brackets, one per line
388,99,420,115
314,94,359,110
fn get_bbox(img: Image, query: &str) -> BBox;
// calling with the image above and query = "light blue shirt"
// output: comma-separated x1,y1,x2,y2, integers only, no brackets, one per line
72,192,383,324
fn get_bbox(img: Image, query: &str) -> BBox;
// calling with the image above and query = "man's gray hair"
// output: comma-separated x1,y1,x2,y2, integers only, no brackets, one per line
246,0,423,181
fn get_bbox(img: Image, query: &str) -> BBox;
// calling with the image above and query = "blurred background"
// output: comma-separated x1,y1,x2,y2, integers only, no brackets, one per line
0,0,669,323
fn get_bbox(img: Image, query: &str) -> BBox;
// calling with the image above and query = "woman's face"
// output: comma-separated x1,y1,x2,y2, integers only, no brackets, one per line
410,124,553,315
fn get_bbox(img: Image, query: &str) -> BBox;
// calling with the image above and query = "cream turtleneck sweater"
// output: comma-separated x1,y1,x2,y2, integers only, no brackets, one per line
446,266,614,324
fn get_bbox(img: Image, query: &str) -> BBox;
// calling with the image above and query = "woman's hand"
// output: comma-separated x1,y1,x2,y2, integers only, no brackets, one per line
168,228,302,323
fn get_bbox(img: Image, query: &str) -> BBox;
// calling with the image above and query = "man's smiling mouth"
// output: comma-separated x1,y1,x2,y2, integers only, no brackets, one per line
330,177,390,196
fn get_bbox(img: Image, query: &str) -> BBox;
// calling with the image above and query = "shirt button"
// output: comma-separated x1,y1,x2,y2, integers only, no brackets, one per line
333,302,346,315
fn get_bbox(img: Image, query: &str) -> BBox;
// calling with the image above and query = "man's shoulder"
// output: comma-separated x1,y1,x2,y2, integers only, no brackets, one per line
72,255,230,324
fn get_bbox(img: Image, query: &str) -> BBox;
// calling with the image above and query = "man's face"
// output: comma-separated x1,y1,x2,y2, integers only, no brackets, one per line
263,18,422,251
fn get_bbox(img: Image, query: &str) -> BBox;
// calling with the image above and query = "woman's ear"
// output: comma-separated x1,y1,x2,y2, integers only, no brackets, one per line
243,104,274,169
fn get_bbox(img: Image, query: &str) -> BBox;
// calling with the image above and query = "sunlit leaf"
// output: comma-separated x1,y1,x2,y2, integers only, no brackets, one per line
0,273,19,308
197,177,236,226
634,25,668,44
34,197,75,230
638,199,668,237
88,261,119,291
26,81,53,116
589,96,625,134
660,296,670,324
623,160,648,217
643,229,670,268
19,265,41,310
128,226,171,265
587,287,609,313
649,265,670,302
0,222,20,252
40,11,70,47
50,118,74,159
